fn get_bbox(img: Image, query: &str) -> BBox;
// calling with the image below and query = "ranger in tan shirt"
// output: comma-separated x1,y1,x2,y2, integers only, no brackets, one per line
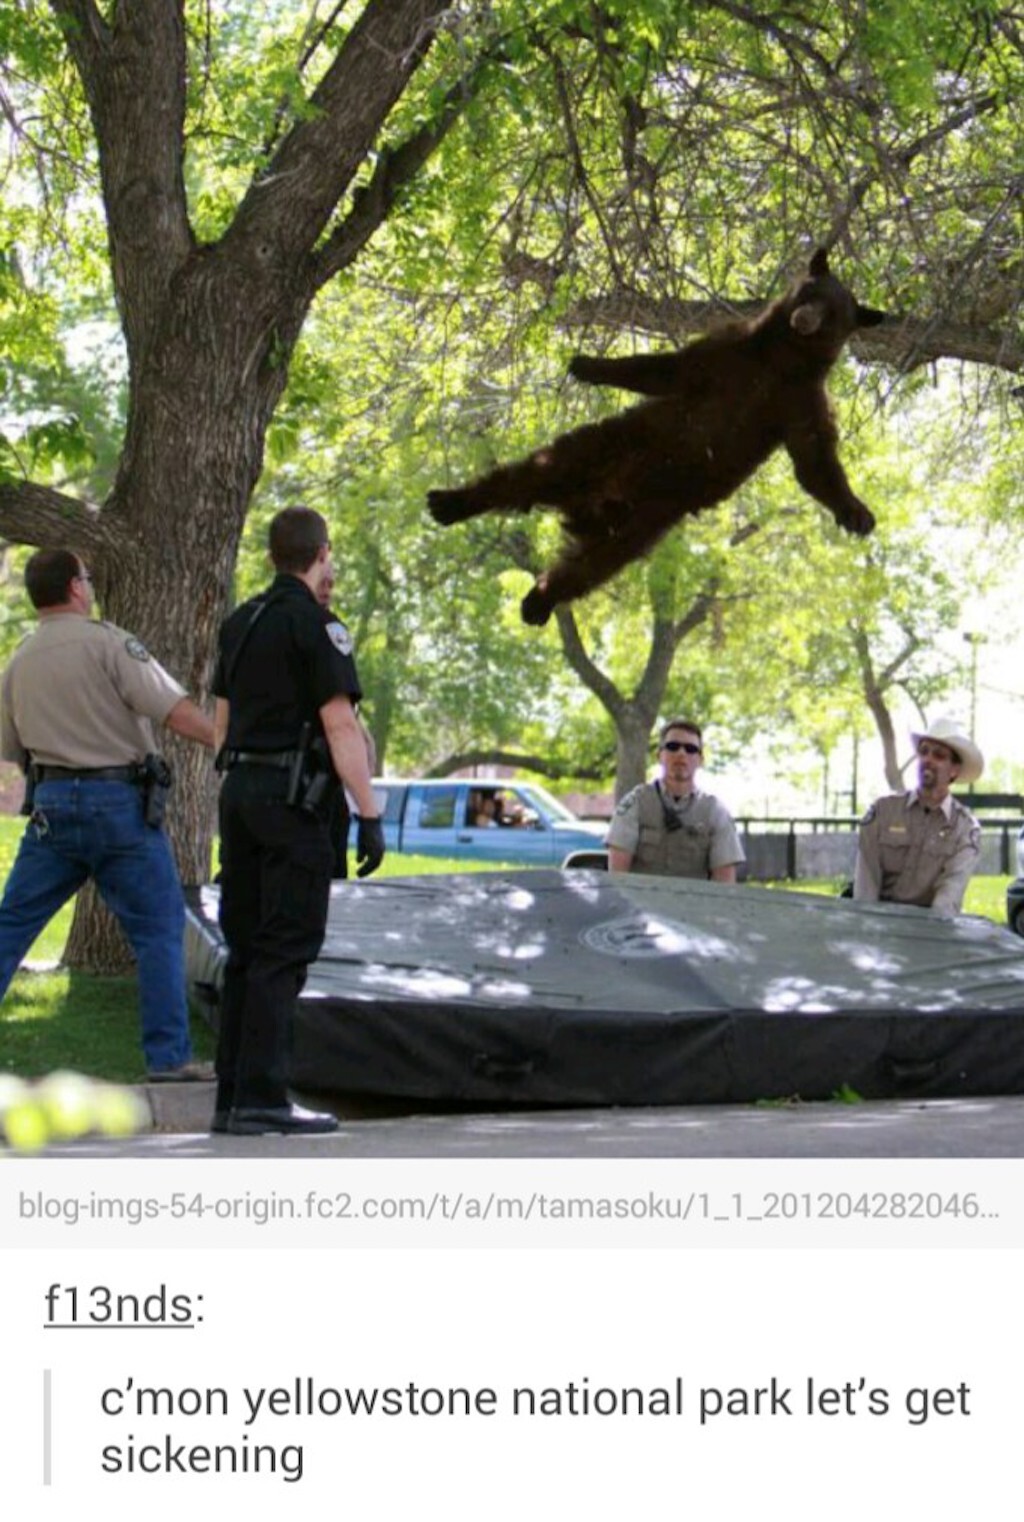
0,548,214,1079
853,717,983,917
606,716,745,881
2,614,197,770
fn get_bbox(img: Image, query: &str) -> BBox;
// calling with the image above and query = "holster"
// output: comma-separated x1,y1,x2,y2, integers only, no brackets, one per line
138,753,173,828
19,763,38,818
284,725,333,815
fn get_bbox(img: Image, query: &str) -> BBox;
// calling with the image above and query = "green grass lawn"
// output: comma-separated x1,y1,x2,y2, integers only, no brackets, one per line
765,872,1013,924
0,814,1016,1083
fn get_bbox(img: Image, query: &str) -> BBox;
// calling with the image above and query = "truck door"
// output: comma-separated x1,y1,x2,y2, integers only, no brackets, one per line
400,784,461,858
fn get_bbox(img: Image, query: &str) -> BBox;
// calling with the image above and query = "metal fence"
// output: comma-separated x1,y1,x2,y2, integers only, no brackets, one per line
736,814,1022,882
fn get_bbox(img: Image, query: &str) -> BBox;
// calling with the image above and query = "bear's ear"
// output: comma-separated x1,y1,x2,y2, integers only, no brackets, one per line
855,303,887,328
809,247,830,277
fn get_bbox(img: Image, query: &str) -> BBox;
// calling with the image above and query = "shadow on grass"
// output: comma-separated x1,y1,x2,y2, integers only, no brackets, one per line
0,967,215,1084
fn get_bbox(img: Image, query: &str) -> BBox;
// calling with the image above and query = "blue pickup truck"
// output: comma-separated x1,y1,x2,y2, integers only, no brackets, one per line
374,778,607,865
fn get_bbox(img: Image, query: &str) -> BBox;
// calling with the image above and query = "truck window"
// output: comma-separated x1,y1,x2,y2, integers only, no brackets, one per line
465,789,484,827
519,783,576,822
466,789,505,827
498,790,539,828
418,787,458,829
377,786,405,824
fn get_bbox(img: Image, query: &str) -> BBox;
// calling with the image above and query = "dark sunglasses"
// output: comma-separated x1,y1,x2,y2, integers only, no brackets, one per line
662,740,701,755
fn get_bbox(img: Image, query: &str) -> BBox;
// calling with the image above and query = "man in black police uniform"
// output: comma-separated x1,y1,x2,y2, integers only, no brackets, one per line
212,506,384,1136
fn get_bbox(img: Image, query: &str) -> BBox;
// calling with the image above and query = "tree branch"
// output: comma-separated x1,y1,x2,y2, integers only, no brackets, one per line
312,61,485,288
424,748,612,781
50,0,193,363
544,37,627,289
852,625,904,790
47,0,107,79
824,91,1002,251
0,479,108,551
260,1,354,162
704,0,835,75
553,283,1024,374
878,632,921,691
226,0,453,281
553,603,626,720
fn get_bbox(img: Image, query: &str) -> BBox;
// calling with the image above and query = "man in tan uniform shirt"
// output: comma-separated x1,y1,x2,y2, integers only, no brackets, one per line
0,548,215,1078
606,716,745,880
853,717,983,917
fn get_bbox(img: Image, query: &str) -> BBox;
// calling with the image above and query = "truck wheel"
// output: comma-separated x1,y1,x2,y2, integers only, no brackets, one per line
1013,902,1024,938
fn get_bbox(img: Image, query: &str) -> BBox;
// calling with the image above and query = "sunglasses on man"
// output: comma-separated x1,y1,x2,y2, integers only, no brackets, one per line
662,740,701,755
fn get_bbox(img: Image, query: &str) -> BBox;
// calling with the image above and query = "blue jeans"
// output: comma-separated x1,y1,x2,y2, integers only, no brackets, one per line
0,779,192,1072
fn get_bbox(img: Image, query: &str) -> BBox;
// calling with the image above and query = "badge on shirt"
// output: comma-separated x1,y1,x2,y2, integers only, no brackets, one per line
125,637,150,662
325,621,353,656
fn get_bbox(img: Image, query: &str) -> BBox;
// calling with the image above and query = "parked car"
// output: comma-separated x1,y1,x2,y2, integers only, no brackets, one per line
374,778,607,865
1008,824,1024,937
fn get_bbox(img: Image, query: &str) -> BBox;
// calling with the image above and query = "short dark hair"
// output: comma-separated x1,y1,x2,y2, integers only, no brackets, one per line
659,716,703,747
24,548,82,609
268,506,328,573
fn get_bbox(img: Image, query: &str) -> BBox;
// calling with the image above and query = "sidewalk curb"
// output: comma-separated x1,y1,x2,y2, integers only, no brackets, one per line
132,1082,421,1134
136,1080,216,1134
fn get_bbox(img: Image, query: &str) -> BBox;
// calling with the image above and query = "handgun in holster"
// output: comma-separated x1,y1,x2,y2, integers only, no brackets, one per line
20,761,38,817
138,753,173,828
285,724,333,815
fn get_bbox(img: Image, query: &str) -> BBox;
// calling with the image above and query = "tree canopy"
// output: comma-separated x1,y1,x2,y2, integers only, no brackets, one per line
0,1,1019,949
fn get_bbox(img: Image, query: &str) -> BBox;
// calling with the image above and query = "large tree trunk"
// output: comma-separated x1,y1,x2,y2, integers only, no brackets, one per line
613,711,659,799
0,0,459,971
62,256,306,962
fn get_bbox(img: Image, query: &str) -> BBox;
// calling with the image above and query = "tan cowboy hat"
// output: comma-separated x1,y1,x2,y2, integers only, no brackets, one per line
909,716,984,786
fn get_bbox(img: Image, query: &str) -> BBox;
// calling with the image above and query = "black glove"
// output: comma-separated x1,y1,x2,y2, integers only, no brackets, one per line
355,816,385,879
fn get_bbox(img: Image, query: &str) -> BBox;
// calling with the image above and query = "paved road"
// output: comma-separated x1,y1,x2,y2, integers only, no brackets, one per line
33,1088,1024,1158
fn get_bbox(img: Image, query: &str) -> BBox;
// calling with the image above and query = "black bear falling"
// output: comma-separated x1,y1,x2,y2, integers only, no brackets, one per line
428,249,888,625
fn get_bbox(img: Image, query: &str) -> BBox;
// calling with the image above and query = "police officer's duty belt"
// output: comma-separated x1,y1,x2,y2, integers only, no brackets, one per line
35,764,139,783
223,750,301,770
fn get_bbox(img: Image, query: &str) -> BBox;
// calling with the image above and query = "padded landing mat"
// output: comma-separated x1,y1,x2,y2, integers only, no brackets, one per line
185,871,1024,1104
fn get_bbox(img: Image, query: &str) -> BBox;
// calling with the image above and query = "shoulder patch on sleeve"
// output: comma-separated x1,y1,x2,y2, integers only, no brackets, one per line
614,786,642,817
325,620,353,656
124,636,150,662
861,802,877,826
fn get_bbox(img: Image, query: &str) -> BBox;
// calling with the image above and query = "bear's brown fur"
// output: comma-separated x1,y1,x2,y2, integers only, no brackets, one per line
428,249,887,626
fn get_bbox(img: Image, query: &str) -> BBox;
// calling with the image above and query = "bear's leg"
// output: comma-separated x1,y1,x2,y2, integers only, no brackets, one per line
784,415,876,536
521,512,674,626
428,449,571,527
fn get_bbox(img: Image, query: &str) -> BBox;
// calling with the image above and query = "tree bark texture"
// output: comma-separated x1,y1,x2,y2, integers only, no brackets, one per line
853,627,914,792
0,0,456,968
554,593,716,798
